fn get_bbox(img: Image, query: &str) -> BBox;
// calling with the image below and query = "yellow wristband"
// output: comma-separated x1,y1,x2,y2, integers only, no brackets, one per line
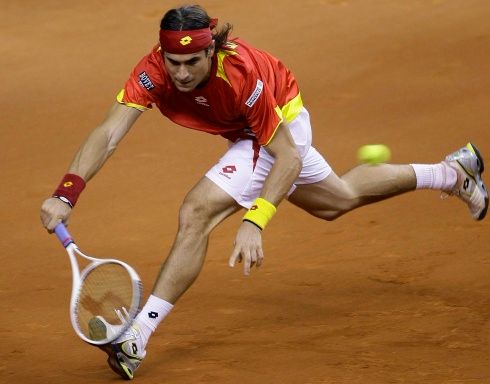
243,198,277,230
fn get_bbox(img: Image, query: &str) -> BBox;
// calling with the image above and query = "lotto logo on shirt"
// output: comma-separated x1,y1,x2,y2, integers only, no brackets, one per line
195,96,209,107
138,71,155,91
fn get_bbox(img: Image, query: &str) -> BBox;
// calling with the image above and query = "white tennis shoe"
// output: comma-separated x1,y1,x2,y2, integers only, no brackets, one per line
89,309,146,380
443,142,488,220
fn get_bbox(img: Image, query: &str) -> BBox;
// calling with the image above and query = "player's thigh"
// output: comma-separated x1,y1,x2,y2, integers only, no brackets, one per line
180,177,241,231
288,171,355,215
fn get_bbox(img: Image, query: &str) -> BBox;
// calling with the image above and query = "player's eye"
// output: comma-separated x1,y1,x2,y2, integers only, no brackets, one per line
186,59,200,66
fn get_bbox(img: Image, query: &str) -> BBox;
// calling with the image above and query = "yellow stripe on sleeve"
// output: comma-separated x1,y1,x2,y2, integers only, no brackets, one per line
216,49,238,86
116,89,149,111
281,93,303,123
263,93,303,146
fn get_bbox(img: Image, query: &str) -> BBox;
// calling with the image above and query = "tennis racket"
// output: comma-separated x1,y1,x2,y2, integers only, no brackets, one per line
54,223,143,345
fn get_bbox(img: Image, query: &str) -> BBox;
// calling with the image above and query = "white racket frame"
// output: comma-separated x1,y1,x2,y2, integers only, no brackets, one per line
55,224,142,345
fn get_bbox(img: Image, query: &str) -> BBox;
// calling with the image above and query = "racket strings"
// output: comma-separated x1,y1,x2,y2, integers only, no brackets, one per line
76,262,136,341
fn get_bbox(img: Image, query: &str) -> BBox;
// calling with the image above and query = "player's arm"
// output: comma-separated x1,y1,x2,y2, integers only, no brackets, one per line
259,123,303,205
68,102,141,180
229,123,302,275
40,102,142,232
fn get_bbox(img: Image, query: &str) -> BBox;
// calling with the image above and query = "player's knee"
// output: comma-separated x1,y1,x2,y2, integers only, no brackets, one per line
312,209,344,221
177,198,212,234
310,198,359,221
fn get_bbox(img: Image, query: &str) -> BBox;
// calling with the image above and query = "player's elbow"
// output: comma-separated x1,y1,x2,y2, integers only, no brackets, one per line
103,125,123,154
107,137,119,155
289,148,303,175
294,150,303,171
277,148,302,176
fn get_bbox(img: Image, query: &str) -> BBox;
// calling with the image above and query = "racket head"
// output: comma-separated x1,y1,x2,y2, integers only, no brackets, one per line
70,258,143,345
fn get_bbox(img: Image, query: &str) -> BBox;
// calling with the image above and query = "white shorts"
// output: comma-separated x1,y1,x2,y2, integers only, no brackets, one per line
205,108,332,209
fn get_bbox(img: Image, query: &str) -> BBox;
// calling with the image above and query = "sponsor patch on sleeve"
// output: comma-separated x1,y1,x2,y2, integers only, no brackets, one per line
245,79,264,108
138,71,155,91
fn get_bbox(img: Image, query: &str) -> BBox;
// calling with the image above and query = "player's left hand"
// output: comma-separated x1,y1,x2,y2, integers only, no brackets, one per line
229,221,264,275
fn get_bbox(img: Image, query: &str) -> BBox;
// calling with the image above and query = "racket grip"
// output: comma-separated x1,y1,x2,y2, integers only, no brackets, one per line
54,223,74,247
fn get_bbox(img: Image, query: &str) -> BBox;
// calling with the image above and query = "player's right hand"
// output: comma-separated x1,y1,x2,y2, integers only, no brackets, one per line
40,197,72,233
229,220,264,276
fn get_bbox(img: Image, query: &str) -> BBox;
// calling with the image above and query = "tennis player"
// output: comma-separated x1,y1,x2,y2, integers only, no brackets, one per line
40,5,488,379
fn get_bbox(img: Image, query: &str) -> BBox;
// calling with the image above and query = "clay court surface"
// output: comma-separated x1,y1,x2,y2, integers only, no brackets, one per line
2,1,490,383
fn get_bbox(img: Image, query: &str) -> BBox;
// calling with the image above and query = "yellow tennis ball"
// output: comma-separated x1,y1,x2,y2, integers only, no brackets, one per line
357,144,391,164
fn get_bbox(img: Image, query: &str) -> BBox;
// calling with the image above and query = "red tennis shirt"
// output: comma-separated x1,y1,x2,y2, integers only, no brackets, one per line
117,38,303,146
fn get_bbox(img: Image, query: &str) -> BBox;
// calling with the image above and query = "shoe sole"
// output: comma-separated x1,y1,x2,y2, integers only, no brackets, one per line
88,317,107,341
97,340,139,380
107,354,134,380
96,343,134,380
468,143,488,220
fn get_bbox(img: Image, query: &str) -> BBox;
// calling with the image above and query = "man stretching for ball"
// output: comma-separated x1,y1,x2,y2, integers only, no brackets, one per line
40,4,488,380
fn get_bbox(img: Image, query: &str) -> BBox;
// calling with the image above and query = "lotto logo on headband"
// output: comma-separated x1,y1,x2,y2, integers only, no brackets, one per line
180,36,192,46
159,25,214,54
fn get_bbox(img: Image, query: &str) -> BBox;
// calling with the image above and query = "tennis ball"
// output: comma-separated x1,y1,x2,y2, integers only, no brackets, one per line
357,144,391,164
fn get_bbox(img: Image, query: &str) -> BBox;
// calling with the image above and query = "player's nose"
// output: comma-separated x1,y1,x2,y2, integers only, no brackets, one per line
175,65,190,81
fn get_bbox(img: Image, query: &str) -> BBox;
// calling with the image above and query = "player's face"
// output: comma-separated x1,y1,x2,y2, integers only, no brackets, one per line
163,45,215,92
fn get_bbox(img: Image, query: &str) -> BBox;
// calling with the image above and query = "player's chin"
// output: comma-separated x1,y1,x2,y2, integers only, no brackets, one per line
174,81,195,92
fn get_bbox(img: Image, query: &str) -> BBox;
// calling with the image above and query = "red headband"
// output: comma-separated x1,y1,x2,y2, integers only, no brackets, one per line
159,18,218,54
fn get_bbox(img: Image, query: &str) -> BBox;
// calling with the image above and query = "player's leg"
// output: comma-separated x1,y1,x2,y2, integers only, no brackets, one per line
276,108,419,219
101,138,263,379
151,176,241,302
289,143,488,221
102,177,241,379
288,163,416,220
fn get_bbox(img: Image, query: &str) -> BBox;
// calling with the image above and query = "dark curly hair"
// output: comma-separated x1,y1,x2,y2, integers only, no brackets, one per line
160,5,232,52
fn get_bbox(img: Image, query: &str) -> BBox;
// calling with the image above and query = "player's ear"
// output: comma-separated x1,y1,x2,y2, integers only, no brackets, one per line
207,40,216,57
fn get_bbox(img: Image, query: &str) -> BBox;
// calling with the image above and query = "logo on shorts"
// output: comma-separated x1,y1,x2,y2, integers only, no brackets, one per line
222,165,237,174
138,71,155,91
245,79,263,108
219,165,237,179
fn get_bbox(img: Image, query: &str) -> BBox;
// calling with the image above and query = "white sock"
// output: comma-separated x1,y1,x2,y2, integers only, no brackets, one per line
134,295,174,348
410,163,457,191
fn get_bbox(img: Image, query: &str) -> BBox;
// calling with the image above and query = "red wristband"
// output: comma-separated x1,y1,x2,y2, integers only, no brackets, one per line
52,173,86,207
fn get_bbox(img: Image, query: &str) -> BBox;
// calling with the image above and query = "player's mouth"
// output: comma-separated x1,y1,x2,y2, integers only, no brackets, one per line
175,80,194,91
